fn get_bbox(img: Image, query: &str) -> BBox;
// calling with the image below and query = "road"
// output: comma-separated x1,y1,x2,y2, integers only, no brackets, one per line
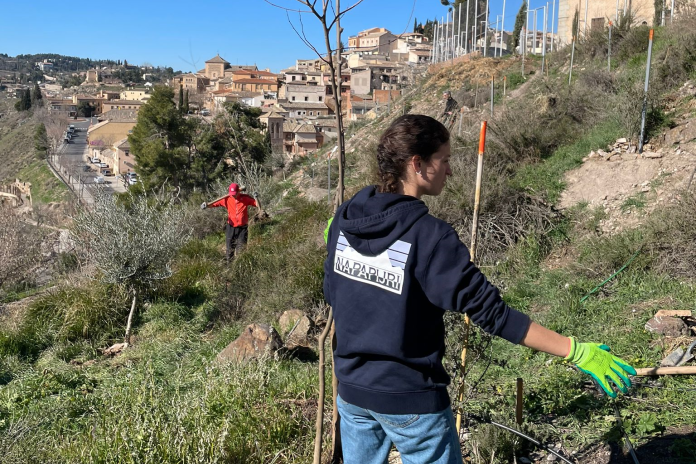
52,117,127,205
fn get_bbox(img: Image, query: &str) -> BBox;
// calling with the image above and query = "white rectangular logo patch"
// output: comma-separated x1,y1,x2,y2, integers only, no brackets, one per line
334,232,411,295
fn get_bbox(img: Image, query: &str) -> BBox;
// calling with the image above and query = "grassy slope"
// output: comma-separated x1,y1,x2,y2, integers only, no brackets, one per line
0,98,68,204
2,21,696,464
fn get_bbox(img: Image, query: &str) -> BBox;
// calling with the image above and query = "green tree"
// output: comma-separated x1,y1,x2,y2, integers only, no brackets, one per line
572,8,579,39
179,84,184,113
31,83,42,107
77,101,95,117
512,0,527,53
184,90,189,114
414,17,419,32
34,123,49,159
129,86,195,191
23,89,32,111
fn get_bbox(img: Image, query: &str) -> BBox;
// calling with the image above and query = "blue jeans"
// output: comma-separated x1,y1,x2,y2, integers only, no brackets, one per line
337,395,463,464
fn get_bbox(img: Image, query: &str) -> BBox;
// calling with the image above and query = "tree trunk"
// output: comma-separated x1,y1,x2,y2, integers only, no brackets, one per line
124,287,138,347
314,307,334,464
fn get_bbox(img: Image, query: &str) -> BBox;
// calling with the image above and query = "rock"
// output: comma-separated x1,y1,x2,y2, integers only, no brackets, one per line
285,315,315,350
616,138,627,144
217,323,282,363
629,145,637,153
609,154,623,162
519,458,533,464
663,122,696,146
588,150,600,159
279,309,304,335
597,149,607,157
643,151,663,159
645,316,689,336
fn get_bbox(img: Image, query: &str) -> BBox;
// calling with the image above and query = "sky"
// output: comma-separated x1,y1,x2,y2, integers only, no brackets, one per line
1,0,555,73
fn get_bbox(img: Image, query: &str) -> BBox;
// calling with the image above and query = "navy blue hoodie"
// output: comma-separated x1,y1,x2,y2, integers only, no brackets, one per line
323,186,531,415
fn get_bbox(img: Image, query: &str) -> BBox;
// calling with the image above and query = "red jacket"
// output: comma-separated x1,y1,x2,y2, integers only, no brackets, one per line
209,194,257,227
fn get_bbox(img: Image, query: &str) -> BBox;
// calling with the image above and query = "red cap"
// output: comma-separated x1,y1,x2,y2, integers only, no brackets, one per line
228,183,239,195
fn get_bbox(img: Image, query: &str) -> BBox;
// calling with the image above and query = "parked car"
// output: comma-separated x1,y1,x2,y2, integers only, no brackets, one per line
91,157,100,164
102,169,113,176
82,165,91,172
128,177,139,185
64,137,71,144
95,176,106,184
200,109,210,116
97,162,109,169
126,172,137,179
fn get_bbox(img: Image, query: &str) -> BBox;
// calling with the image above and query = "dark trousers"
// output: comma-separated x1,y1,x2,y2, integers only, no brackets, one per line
225,224,248,262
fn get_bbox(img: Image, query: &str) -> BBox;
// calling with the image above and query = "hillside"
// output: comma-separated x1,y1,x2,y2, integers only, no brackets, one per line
2,17,696,464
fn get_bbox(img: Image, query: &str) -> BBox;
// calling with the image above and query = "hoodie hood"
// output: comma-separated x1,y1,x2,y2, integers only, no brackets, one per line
337,186,429,256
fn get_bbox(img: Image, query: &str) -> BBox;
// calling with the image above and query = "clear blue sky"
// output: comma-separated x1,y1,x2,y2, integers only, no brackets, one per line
1,0,553,73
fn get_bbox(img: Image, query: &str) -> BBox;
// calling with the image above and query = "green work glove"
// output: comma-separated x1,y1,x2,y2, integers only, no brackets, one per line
324,217,334,244
565,338,636,398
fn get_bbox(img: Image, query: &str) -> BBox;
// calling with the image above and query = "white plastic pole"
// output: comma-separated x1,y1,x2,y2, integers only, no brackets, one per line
445,13,450,60
533,10,537,54
616,0,619,22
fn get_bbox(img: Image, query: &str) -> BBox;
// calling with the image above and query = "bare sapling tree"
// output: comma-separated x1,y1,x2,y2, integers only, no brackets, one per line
0,208,44,292
265,1,363,462
70,188,191,347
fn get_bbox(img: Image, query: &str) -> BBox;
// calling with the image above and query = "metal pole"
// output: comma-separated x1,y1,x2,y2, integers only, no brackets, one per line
445,13,450,60
551,0,556,51
501,0,507,56
484,0,490,56
465,0,470,53
569,36,575,84
452,6,457,60
433,20,439,62
584,0,589,37
503,75,507,97
661,0,666,26
532,8,539,55
458,110,463,136
458,2,463,57
455,120,487,434
638,29,654,154
474,0,478,53
490,77,494,116
608,21,612,72
616,0,619,22
542,5,547,73
670,0,675,23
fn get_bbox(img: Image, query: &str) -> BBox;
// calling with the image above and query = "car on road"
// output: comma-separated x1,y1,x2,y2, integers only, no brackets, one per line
101,169,114,176
91,157,100,164
200,109,210,116
95,176,106,184
97,162,109,169
128,177,139,185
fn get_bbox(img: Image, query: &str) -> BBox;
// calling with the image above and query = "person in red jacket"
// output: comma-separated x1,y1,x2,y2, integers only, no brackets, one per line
201,183,260,263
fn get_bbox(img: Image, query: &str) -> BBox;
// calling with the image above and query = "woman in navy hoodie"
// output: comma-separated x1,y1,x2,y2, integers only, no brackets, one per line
323,115,635,464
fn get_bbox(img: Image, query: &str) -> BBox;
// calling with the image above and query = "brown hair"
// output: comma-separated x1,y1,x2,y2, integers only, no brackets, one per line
376,115,450,193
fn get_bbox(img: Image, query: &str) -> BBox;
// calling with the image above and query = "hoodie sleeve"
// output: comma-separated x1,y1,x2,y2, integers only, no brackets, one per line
421,229,531,344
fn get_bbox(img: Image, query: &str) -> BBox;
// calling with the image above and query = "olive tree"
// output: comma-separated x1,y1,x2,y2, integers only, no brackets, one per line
70,189,191,346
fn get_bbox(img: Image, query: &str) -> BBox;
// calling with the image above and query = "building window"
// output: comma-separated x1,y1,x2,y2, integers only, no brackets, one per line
304,96,309,101
310,111,314,116
318,96,323,102
292,76,296,81
292,96,296,101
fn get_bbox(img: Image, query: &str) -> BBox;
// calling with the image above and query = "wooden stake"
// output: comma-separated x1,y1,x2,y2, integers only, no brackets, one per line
516,378,524,425
455,121,488,433
635,366,696,376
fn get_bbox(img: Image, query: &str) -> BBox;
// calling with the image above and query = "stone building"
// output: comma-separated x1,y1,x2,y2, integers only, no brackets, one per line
557,0,654,45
